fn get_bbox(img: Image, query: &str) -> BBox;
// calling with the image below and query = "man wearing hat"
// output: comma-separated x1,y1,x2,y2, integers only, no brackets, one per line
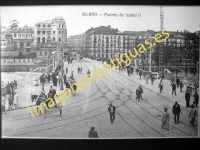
185,90,191,108
88,127,98,138
172,102,181,124
179,81,184,93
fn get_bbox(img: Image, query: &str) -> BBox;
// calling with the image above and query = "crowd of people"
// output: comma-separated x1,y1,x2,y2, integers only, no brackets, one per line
88,56,199,132
1,56,199,137
1,80,19,114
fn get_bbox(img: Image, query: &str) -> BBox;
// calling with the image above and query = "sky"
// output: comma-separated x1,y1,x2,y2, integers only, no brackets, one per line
1,6,200,37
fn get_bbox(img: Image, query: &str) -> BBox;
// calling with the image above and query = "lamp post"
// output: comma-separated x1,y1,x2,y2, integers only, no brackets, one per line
46,31,52,73
60,41,64,90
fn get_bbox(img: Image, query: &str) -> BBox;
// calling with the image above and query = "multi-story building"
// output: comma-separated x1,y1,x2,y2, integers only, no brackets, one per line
88,25,130,58
34,16,67,45
1,26,11,51
9,25,35,54
123,30,156,66
67,33,86,53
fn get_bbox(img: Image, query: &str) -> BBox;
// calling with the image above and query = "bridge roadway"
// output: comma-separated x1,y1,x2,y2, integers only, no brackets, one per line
2,58,198,138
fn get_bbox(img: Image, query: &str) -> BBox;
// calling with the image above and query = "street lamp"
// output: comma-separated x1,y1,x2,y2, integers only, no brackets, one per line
46,31,52,73
59,41,64,90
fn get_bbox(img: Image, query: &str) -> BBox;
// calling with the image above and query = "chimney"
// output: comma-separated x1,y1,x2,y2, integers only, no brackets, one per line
108,25,111,28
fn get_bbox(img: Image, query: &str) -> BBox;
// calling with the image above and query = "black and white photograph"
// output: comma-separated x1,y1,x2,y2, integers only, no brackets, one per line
1,6,199,138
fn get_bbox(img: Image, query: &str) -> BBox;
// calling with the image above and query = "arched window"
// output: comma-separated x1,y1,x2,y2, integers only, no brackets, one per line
42,37,45,43
38,37,40,43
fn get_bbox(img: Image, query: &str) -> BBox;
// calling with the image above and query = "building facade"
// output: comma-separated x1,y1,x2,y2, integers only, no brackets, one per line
9,25,35,54
88,25,131,58
34,16,67,45
67,33,86,53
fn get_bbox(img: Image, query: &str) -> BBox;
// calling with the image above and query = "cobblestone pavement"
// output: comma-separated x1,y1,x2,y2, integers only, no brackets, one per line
2,58,199,138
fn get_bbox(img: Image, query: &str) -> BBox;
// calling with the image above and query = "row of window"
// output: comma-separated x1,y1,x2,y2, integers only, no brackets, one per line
1,42,6,46
13,42,31,49
37,37,62,43
3,59,33,63
37,24,64,28
37,24,51,28
13,33,33,38
38,51,47,56
94,35,125,39
37,30,64,35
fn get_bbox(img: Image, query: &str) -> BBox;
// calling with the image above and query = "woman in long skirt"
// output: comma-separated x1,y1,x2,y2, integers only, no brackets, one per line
161,107,170,131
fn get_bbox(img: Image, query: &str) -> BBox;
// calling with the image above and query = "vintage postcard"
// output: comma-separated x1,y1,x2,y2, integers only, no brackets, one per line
1,6,199,138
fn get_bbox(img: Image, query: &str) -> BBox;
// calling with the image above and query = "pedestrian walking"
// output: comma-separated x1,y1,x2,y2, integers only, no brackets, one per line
78,66,80,74
1,96,7,114
70,71,74,79
88,127,98,138
127,68,130,77
10,81,14,96
131,67,134,75
172,82,176,95
8,94,13,110
193,92,199,108
14,92,19,107
14,80,17,89
136,68,139,75
179,81,184,93
150,75,155,85
164,68,168,76
87,70,91,78
145,74,149,84
139,70,142,79
172,102,181,124
48,73,50,83
136,87,141,102
161,107,170,131
158,81,163,93
139,85,143,100
80,67,82,74
185,91,190,108
188,104,198,127
108,103,116,124
176,78,180,88
66,67,68,74
170,77,174,86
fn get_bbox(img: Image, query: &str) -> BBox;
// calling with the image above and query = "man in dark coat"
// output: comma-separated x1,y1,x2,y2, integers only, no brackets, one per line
193,92,199,108
136,87,141,101
63,74,66,83
176,78,180,88
172,102,182,124
172,82,176,95
139,70,142,79
88,127,98,138
65,79,70,89
131,67,134,74
179,81,184,93
136,68,139,75
108,103,116,124
48,73,50,83
185,91,190,108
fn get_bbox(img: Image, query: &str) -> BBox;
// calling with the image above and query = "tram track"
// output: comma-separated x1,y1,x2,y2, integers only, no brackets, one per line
3,60,197,137
88,61,197,136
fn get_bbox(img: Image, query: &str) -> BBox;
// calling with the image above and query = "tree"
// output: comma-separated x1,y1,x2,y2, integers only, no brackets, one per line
9,20,19,29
